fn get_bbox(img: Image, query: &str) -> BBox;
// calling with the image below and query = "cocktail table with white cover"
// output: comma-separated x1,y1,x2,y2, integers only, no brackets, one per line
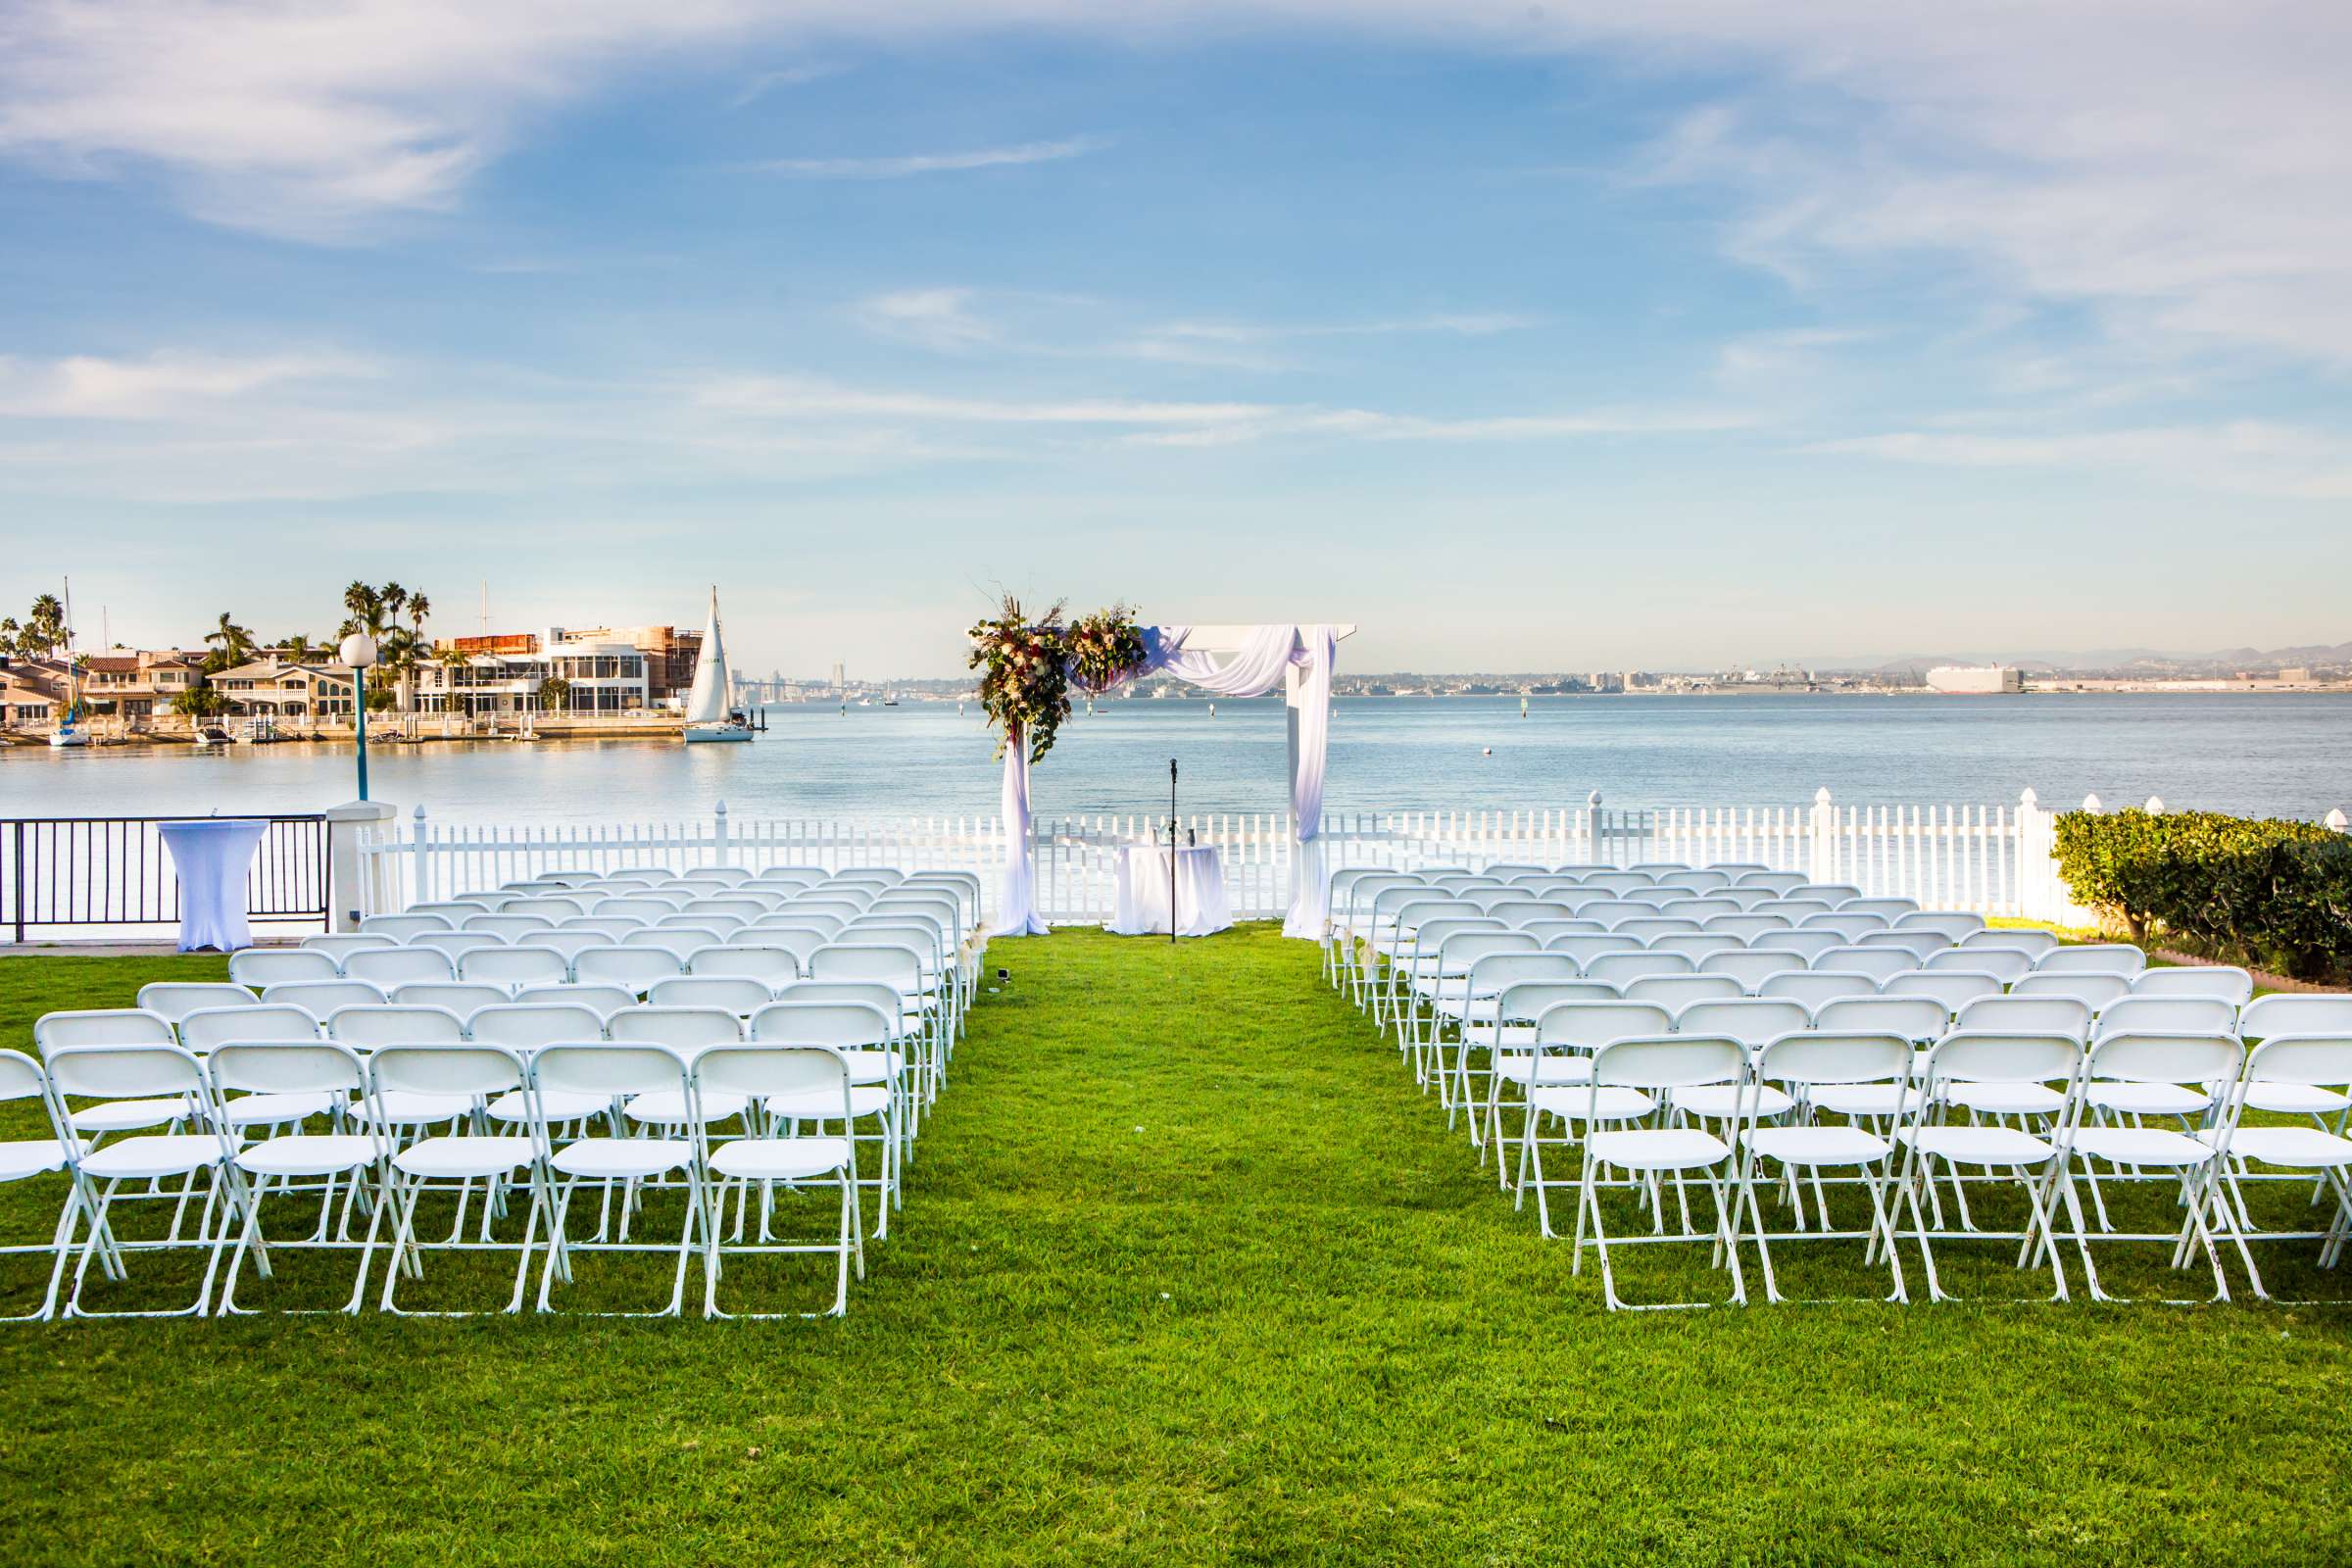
159,817,270,953
1110,846,1233,938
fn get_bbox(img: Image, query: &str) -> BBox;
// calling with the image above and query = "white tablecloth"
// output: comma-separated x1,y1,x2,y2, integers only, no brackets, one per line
1110,845,1233,938
160,818,270,953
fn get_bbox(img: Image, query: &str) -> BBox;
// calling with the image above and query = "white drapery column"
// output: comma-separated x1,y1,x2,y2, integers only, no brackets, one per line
993,622,1340,938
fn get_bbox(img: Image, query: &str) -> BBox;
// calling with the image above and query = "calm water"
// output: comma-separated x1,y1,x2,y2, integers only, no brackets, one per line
3,696,2346,826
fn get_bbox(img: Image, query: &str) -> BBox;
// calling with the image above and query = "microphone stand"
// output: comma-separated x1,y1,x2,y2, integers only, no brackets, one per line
1168,757,1179,946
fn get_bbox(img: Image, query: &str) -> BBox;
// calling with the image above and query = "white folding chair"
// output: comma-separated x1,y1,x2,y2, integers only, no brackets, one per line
1926,945,2033,984
2035,943,2147,978
360,914,454,942
651,976,775,1018
1507,1001,1675,1231
1811,947,1917,985
529,1043,704,1317
344,948,459,990
299,934,398,966
2131,966,2254,1007
230,949,340,990
688,943,804,994
1759,970,1881,1010
0,1051,75,1321
137,982,262,1037
747,1000,902,1241
371,1043,553,1316
516,983,637,1021
1573,1035,1751,1310
460,945,572,996
2061,1031,2244,1303
389,982,509,1023
208,1039,389,1315
2011,971,2132,1011
261,980,388,1022
573,945,685,997
2209,1033,2352,1299
1959,928,2060,962
1736,1031,1916,1303
33,1009,194,1139
695,1042,864,1318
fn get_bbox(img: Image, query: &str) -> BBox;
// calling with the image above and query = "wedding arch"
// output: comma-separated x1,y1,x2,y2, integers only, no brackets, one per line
970,605,1352,939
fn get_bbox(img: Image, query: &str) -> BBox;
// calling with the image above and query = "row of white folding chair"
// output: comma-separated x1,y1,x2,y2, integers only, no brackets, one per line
1491,1025,2351,1308
7,1030,879,1319
236,935,941,1004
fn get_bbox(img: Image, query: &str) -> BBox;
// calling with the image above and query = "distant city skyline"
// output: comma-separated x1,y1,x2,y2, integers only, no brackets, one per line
4,4,2349,673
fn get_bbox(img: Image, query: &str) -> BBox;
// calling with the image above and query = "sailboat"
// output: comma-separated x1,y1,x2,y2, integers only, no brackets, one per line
47,577,88,748
681,586,754,744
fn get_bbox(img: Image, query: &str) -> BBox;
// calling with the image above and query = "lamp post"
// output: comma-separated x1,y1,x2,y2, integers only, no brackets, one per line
339,631,378,801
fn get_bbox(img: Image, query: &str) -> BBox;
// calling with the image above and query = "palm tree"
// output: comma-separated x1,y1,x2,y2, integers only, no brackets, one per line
203,612,258,673
280,634,315,665
23,594,68,659
172,685,228,719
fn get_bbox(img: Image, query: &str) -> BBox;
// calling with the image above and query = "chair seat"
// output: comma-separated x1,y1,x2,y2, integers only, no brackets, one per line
68,1097,194,1133
78,1134,221,1181
1526,1085,1655,1121
2239,1083,2352,1116
352,1091,475,1126
0,1138,72,1182
394,1135,538,1179
1494,1054,1592,1086
2083,1082,2209,1117
1588,1127,1731,1172
1896,1125,2055,1165
709,1136,854,1181
235,1134,379,1177
1671,1085,1793,1121
1944,1083,2066,1117
626,1090,749,1126
1740,1125,1891,1166
836,1050,903,1085
220,1092,343,1129
763,1086,892,1120
487,1089,611,1123
2070,1127,2214,1168
1808,1084,1910,1118
550,1138,695,1179
2215,1126,2352,1170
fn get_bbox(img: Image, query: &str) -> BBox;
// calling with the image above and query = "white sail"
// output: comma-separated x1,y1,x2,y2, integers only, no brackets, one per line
684,587,731,723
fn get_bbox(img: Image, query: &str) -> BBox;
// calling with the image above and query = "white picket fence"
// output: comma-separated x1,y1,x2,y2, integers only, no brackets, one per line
354,789,2111,925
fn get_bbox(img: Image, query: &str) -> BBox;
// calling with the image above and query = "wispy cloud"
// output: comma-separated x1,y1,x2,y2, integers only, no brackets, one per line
725,62,845,109
692,374,1267,427
747,137,1105,180
0,351,377,418
855,289,1002,352
1809,423,2352,501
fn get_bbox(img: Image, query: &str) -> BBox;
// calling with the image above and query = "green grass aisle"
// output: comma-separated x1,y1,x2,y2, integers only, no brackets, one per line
0,931,2348,1565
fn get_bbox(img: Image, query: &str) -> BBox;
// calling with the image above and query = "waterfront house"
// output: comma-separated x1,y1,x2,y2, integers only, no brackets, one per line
209,658,360,722
0,657,65,725
76,650,208,721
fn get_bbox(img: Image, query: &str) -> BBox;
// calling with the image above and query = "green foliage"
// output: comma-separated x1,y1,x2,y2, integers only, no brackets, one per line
966,595,1146,763
171,685,228,718
2055,808,2352,979
537,674,571,710
202,611,257,672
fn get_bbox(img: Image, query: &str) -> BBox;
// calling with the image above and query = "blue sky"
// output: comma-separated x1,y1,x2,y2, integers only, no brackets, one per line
2,3,2347,674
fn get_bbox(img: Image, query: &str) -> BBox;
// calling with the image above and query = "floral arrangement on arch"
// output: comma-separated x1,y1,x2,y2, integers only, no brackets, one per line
966,595,1147,763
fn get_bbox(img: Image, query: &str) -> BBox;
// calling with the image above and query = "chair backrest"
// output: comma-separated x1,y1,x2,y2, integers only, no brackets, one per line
809,943,921,987
622,928,725,962
586,899,669,925
531,1042,691,1101
1791,883,1861,906
177,1004,323,1053
514,983,638,1019
1544,933,1642,965
407,901,488,921
327,1004,468,1047
1698,950,1806,994
1584,951,1696,985
1752,931,1840,962
2094,996,2238,1040
414,932,511,962
1923,1031,2081,1088
1960,928,2060,960
459,946,572,989
685,944,802,987
369,1042,524,1099
2130,965,2254,1006
208,1038,370,1101
1702,913,1793,941
44,1042,213,1105
650,976,775,1015
1492,979,1622,1023
2243,1034,2352,1088
2085,1031,2240,1094
1671,997,1810,1047
2010,971,2132,1010
461,913,559,941
501,897,589,920
1809,995,1951,1042
1622,974,1744,1008
2034,943,2147,978
606,1006,745,1051
655,910,745,934
1924,945,2032,983
1465,953,1581,996
695,1043,852,1102
748,999,896,1048
2240,994,2352,1041
1716,888,1785,912
389,982,510,1020
1954,994,2093,1040
572,946,685,993
558,916,642,941
468,1003,608,1049
1732,870,1808,895
1435,931,1540,974
1797,912,1890,942
1809,947,1915,983
32,1008,175,1054
1615,917,1704,943
1534,1001,1676,1051
1758,969,1882,1009
1894,910,1987,941
1838,898,1919,921
1592,1035,1745,1092
679,865,756,886
1857,930,1953,961
229,949,341,988
136,982,261,1026
1881,969,2005,1016
1577,901,1659,929
343,948,459,987
260,979,388,1020
1758,1031,1913,1089
360,914,454,940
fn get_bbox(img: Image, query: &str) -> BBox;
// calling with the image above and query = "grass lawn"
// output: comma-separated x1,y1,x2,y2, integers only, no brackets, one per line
2,931,2350,1566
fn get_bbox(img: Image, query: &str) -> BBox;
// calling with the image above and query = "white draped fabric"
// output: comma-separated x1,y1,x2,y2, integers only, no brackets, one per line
160,818,269,953
994,623,1339,939
1109,846,1233,937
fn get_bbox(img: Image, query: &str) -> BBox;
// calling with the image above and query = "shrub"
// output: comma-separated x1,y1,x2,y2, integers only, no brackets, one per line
2054,808,2352,980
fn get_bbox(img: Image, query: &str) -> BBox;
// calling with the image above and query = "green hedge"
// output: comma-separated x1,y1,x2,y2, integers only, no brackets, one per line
2053,808,2352,980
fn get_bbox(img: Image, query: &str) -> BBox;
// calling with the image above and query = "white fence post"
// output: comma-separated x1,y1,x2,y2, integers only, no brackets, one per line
324,800,394,931
713,799,730,864
1807,787,1835,884
409,805,430,909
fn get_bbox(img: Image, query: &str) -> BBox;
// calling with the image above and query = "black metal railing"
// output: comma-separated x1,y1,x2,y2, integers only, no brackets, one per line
3,815,330,941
